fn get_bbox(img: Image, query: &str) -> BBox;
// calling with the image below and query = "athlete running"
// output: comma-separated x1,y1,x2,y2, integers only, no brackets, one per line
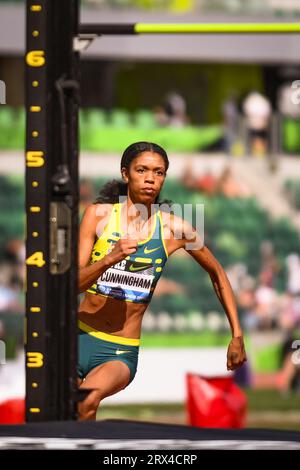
78,141,247,420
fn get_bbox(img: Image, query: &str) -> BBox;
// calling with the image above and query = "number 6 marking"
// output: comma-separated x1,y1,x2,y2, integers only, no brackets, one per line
26,50,45,67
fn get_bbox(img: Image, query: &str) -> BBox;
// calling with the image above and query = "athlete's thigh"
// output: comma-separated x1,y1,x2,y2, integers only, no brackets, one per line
80,360,131,399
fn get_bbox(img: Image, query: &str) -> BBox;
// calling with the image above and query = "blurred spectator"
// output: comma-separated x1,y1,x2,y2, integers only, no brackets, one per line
259,240,280,288
226,262,248,293
197,170,218,195
2,239,25,290
242,271,278,331
286,253,300,296
181,162,217,195
254,271,278,329
237,277,257,330
79,178,95,219
181,163,250,198
279,293,300,332
153,106,169,127
237,276,256,309
222,92,239,155
243,91,272,156
3,239,24,265
162,91,188,128
0,280,24,314
216,165,251,198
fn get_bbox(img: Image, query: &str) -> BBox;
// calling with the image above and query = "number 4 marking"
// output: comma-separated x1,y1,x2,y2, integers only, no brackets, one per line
26,251,46,268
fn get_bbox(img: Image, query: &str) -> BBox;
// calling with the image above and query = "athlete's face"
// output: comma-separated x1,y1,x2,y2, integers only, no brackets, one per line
122,152,167,203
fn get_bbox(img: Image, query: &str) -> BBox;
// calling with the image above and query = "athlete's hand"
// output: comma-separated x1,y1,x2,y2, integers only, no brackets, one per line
105,236,138,265
226,336,247,371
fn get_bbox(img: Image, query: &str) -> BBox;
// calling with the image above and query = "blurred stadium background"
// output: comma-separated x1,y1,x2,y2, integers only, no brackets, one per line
0,0,300,430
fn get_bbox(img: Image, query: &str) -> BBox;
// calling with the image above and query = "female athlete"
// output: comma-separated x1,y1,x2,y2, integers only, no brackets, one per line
77,141,247,420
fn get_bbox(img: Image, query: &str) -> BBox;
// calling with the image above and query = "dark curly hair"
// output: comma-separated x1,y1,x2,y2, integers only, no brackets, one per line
94,142,171,206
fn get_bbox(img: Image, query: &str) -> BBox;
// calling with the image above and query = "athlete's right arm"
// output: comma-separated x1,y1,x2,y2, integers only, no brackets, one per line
78,204,138,293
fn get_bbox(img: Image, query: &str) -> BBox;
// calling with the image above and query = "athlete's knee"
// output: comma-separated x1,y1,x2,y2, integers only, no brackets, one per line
78,389,103,421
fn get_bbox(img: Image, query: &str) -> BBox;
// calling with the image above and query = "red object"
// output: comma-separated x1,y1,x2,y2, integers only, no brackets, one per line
196,174,217,194
186,373,247,428
0,398,25,424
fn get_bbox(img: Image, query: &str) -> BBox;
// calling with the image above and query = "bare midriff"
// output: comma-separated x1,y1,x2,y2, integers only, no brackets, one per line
78,292,149,339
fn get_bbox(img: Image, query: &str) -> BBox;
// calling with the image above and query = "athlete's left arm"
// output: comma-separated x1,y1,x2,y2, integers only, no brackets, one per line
175,217,247,371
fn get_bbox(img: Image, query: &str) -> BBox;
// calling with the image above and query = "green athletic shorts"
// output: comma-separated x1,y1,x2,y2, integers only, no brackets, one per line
78,329,139,384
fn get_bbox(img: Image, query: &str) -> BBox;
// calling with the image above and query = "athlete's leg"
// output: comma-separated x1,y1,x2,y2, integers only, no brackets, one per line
78,360,131,421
